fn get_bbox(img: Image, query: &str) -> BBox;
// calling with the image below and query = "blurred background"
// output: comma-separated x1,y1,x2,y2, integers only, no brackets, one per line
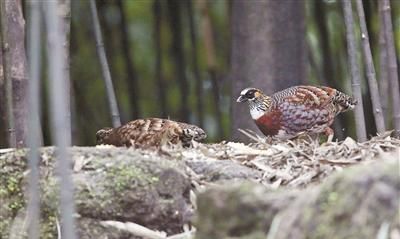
0,0,399,147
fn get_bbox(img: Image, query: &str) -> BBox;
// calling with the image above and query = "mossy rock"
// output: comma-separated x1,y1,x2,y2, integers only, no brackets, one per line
195,154,400,239
0,147,192,238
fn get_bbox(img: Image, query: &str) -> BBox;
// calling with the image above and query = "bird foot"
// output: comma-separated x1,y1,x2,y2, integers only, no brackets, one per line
324,127,334,143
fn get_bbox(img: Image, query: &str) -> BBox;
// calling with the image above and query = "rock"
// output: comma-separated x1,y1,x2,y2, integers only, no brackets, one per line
195,182,298,239
1,143,399,239
185,159,262,182
195,152,400,239
0,147,192,238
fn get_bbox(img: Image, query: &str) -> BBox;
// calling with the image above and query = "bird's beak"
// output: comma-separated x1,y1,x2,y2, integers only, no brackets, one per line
236,95,247,103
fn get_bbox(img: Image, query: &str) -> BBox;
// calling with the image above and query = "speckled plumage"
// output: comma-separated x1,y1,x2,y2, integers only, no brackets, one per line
96,118,207,148
237,86,357,139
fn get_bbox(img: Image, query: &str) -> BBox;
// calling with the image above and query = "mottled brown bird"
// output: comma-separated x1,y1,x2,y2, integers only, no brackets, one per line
96,118,207,148
237,85,357,140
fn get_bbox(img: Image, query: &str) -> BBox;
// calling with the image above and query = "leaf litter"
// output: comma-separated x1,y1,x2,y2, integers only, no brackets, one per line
176,130,400,188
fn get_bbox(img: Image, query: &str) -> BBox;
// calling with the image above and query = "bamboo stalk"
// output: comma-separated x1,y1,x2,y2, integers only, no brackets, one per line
314,0,331,86
355,0,385,133
0,0,29,147
117,0,140,119
197,0,224,139
0,76,4,146
342,0,367,142
167,0,190,122
314,0,345,140
197,0,216,70
187,0,204,128
378,1,389,125
153,0,168,118
89,0,121,127
44,1,77,238
380,0,400,136
59,0,72,143
0,0,16,147
27,1,42,238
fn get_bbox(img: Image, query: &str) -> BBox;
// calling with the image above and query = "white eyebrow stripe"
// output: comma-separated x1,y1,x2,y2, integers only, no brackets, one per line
241,88,254,95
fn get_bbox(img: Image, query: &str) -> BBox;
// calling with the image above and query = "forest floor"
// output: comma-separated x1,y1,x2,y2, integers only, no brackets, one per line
175,131,400,188
0,132,399,239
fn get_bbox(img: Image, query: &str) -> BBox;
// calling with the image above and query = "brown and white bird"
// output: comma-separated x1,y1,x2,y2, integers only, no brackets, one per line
96,118,207,148
237,85,357,140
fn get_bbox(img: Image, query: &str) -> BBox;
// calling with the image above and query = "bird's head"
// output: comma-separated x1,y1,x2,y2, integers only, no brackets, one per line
237,88,272,119
182,125,207,141
178,123,207,147
96,127,113,144
236,88,264,103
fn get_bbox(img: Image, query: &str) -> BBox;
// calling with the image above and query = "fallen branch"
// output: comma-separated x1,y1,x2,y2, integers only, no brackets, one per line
100,220,167,239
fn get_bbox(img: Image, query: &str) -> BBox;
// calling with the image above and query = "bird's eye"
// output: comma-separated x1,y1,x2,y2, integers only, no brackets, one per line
245,90,255,99
183,129,192,137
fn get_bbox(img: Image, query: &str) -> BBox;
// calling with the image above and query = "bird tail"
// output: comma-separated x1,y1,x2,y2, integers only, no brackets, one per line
333,90,357,113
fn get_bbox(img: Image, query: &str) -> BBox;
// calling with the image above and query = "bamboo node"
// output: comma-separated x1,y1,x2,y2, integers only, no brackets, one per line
3,43,9,51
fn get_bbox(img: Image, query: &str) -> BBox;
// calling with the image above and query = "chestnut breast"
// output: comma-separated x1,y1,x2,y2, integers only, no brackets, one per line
254,110,282,136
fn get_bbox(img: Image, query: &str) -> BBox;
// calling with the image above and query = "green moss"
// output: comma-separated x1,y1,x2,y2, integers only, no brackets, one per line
104,161,160,192
0,151,28,238
301,160,399,239
0,148,61,239
40,213,58,239
110,165,144,191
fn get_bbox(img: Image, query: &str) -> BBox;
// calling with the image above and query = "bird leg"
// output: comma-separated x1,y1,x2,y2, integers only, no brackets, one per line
323,127,334,143
294,132,315,144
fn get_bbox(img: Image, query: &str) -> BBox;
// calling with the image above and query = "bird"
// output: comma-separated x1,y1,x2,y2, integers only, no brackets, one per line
236,85,357,140
96,118,207,148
